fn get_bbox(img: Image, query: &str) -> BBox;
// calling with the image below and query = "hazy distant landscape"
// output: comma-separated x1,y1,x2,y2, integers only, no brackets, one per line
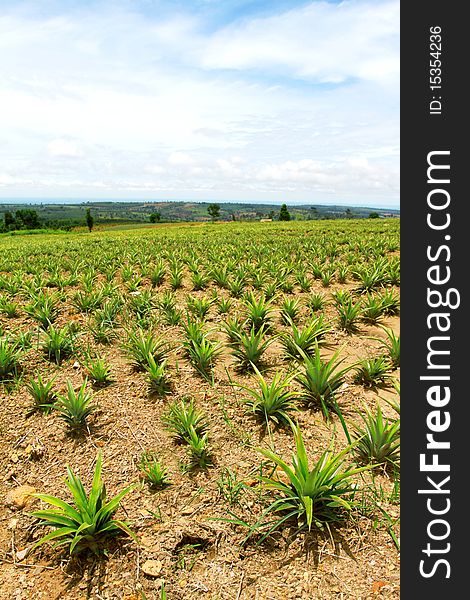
0,200,399,231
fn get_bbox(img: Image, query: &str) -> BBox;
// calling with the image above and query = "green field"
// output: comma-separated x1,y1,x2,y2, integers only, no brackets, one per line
0,219,400,599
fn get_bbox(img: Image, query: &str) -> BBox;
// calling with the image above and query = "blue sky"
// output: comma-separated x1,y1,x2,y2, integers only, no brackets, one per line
0,0,399,207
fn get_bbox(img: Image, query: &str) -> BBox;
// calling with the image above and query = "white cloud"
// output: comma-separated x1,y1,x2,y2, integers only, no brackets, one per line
48,139,84,157
195,0,399,87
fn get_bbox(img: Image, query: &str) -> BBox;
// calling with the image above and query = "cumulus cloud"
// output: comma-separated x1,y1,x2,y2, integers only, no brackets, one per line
196,0,399,87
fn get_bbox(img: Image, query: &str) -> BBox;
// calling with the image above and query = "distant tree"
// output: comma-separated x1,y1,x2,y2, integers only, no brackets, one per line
4,211,16,230
269,210,275,220
369,212,380,219
207,203,221,221
345,208,353,219
149,211,161,223
15,209,40,229
279,204,291,221
85,208,94,232
310,207,318,220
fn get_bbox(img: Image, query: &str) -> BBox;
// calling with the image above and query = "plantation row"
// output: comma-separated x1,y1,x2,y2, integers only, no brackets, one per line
0,220,400,599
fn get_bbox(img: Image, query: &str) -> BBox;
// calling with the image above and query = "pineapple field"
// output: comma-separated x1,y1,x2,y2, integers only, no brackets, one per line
0,219,400,599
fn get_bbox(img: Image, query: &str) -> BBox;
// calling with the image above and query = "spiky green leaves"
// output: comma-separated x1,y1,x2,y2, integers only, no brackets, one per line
55,380,97,430
30,452,136,556
236,365,297,427
254,424,370,536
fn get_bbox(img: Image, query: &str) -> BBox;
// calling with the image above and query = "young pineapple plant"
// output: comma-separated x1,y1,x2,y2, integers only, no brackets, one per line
353,263,387,293
263,280,279,301
150,260,166,287
306,292,326,313
123,328,171,371
72,289,104,313
386,257,400,286
162,304,182,326
89,318,116,345
228,275,246,298
378,289,400,316
336,297,363,334
320,267,335,288
360,293,387,325
186,426,212,469
144,355,171,395
337,264,350,284
186,295,213,320
129,289,155,321
25,291,60,329
26,373,56,414
310,261,323,280
295,271,311,293
369,327,400,369
184,335,221,381
81,269,99,292
126,274,143,292
236,365,298,427
89,314,116,344
90,298,122,341
243,291,274,332
279,296,301,325
229,325,274,372
54,379,97,431
353,356,393,388
280,316,331,361
216,295,233,315
210,265,230,289
0,296,20,318
30,452,136,556
13,329,34,351
139,452,171,488
351,403,400,469
163,397,209,443
295,346,351,417
41,325,77,364
158,291,182,325
251,270,266,291
169,263,184,290
251,424,370,540
0,338,22,382
221,315,247,346
276,271,294,294
84,356,113,387
331,289,352,307
191,271,209,291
